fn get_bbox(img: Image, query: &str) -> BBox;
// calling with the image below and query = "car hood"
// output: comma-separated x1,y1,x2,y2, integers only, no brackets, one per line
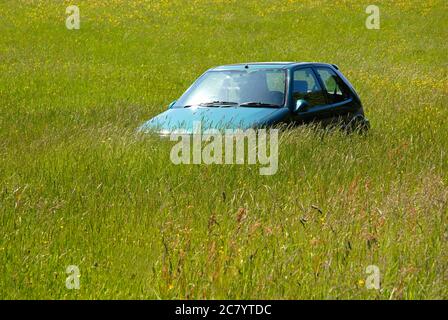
139,106,289,134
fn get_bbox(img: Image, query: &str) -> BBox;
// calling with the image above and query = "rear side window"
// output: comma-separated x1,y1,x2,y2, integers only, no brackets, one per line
292,68,326,107
315,68,351,104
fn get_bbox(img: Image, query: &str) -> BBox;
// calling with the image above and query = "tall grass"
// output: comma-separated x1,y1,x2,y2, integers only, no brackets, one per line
0,0,447,299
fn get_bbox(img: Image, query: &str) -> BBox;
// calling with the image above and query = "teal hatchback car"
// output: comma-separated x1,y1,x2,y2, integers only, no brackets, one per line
139,62,369,134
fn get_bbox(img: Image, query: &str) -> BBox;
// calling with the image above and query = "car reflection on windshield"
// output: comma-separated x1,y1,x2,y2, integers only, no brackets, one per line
174,68,286,108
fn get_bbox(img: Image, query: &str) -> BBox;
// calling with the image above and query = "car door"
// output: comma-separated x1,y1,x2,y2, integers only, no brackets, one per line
313,66,358,123
290,67,329,123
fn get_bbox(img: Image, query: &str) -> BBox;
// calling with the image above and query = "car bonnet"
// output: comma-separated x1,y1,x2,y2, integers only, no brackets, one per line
139,106,287,134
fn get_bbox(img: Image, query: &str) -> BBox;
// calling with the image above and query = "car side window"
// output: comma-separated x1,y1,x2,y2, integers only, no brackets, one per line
315,68,351,104
293,68,326,107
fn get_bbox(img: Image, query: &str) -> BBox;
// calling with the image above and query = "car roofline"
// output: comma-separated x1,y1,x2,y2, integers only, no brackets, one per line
207,62,339,71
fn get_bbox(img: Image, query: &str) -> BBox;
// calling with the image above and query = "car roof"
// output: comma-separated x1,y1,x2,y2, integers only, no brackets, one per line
210,62,338,71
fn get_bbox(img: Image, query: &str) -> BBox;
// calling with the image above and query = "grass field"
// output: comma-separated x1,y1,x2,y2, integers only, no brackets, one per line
0,0,447,299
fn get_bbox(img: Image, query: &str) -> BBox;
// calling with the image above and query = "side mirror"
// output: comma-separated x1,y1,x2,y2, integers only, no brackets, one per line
168,100,177,109
294,99,309,114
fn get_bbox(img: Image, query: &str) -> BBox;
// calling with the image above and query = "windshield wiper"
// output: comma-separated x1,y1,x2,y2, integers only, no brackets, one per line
239,102,280,108
198,101,239,107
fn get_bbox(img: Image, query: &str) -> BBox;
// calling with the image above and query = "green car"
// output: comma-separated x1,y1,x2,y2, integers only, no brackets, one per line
139,62,369,134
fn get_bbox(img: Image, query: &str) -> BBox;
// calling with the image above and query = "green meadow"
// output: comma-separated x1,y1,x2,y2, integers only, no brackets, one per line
0,0,447,299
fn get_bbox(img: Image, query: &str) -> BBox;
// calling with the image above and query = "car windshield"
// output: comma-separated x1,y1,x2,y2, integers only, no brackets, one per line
173,68,286,108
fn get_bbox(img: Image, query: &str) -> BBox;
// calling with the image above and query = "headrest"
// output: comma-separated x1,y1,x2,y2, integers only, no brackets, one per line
294,80,308,93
